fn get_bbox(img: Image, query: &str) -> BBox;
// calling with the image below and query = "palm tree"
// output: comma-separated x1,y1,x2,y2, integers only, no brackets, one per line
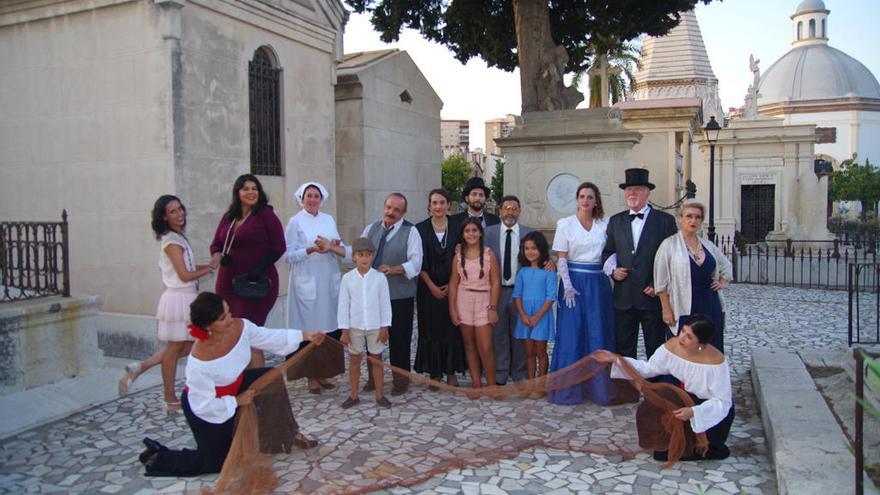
573,36,640,108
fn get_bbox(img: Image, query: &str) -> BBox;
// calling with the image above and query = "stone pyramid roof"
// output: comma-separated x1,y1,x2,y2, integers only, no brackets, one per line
634,10,718,85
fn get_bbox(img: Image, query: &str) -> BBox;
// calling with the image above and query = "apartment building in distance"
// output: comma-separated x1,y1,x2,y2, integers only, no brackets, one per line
441,119,470,158
484,114,517,156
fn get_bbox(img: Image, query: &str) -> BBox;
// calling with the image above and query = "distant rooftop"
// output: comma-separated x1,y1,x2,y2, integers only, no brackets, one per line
338,49,399,70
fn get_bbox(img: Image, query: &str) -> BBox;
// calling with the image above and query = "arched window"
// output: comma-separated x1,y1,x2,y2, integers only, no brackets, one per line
821,18,826,38
248,46,282,176
809,19,816,38
797,21,803,40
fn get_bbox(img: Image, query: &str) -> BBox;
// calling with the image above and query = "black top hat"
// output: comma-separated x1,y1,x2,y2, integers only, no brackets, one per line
462,176,491,199
619,168,655,190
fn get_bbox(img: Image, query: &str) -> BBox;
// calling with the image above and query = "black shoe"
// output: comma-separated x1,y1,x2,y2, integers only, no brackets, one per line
341,396,360,409
142,437,164,453
375,396,392,408
652,450,668,462
139,438,163,467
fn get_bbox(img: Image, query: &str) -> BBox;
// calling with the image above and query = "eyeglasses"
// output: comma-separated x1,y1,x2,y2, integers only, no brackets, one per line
501,205,520,211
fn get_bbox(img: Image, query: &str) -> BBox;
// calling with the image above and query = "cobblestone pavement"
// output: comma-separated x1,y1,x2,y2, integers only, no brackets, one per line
0,284,851,494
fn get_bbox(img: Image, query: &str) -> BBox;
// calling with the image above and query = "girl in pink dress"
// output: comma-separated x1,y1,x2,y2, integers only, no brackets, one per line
448,218,500,388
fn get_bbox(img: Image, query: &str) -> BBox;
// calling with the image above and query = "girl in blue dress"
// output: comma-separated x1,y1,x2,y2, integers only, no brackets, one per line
512,231,557,384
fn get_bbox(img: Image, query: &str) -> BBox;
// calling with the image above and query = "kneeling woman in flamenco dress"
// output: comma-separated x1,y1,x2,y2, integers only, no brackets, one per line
594,314,734,462
138,292,325,476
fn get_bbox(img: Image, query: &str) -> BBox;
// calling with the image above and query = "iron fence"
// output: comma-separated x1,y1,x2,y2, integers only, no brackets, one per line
718,236,878,290
854,348,880,495
849,263,880,346
0,210,70,302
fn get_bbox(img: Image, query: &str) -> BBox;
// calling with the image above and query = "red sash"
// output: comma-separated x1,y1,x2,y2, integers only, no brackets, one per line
185,372,244,398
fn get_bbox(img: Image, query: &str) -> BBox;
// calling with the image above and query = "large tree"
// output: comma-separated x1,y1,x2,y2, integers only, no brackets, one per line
347,0,716,113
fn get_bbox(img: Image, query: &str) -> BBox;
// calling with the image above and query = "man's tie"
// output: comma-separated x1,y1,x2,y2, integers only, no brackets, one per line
629,212,645,221
372,225,393,269
503,229,513,281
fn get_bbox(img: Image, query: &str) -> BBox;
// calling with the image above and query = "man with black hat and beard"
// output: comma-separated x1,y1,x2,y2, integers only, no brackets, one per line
451,177,500,228
602,168,677,359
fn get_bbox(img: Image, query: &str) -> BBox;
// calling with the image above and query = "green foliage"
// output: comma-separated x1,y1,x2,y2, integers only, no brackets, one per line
586,38,641,107
441,154,472,203
860,350,880,420
829,159,880,221
490,160,504,204
346,0,716,75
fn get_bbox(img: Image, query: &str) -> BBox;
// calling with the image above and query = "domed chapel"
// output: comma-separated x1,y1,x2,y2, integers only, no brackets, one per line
757,0,880,168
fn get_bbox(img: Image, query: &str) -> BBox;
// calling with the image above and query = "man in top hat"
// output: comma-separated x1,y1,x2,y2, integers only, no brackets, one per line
602,168,677,359
451,177,500,228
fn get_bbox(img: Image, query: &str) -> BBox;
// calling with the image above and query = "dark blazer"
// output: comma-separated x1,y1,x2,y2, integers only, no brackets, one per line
450,211,500,230
602,207,677,311
485,222,535,284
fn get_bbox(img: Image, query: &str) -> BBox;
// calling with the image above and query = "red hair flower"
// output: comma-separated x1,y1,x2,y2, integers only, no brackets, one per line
187,323,210,341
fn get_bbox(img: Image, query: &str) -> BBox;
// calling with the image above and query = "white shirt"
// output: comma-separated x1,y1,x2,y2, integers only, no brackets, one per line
159,232,196,290
337,267,392,330
284,210,350,264
185,319,304,424
499,223,520,286
610,345,732,434
630,205,651,250
552,215,608,263
360,218,423,279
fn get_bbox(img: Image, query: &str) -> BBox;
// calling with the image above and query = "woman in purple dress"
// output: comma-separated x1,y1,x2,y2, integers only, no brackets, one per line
210,174,285,368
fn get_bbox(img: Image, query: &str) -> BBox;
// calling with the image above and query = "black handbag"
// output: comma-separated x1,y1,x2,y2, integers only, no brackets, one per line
232,274,272,300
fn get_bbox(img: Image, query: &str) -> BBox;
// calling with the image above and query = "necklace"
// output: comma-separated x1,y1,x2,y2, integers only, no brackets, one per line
684,236,704,264
577,212,593,232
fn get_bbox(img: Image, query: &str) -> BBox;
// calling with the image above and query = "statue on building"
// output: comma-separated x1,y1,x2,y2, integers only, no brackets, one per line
742,54,761,119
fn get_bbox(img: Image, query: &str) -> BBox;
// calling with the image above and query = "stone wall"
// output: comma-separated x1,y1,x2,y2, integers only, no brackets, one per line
0,1,175,316
498,109,641,231
0,295,103,395
335,51,443,242
0,0,345,320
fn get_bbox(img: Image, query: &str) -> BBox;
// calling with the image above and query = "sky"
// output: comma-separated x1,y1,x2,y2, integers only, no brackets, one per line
342,0,880,151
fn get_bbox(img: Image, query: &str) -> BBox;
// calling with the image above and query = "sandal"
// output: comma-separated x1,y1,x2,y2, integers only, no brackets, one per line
164,401,182,415
293,432,318,450
118,362,141,397
318,380,336,390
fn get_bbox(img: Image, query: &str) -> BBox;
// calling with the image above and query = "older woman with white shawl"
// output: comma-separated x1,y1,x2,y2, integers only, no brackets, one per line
654,200,732,352
284,182,349,393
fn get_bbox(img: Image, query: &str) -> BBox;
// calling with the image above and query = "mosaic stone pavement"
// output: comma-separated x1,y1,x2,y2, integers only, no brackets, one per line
0,284,852,494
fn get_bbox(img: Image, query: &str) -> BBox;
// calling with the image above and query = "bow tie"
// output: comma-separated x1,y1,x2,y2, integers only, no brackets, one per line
629,212,645,221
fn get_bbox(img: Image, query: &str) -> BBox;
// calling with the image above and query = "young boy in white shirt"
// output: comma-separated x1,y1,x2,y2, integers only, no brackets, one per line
338,237,393,408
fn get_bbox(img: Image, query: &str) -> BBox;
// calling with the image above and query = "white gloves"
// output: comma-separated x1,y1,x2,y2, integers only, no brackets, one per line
557,258,580,309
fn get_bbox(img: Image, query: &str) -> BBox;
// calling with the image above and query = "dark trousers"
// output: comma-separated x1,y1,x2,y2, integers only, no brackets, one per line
389,298,415,380
147,367,292,477
699,398,735,459
493,286,527,384
615,307,667,359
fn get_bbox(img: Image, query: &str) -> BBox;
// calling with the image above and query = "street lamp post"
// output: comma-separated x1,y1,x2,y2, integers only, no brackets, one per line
704,116,722,243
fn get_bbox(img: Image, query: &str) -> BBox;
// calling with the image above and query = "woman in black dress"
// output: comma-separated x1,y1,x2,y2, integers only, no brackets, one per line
414,189,466,386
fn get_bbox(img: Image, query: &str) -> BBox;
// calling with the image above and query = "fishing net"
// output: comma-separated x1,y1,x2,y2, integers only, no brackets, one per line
205,337,706,494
